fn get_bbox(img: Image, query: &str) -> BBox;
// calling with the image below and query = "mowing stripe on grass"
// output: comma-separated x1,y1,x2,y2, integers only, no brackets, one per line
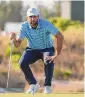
0,93,84,97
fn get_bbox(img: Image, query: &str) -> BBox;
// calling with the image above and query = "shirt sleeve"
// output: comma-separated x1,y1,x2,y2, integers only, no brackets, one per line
46,21,59,35
17,24,25,40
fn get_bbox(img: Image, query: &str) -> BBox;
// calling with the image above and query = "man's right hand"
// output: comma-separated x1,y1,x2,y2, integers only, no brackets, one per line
10,32,22,48
10,32,16,40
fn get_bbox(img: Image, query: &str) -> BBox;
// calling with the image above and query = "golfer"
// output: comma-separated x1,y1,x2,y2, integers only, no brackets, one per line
10,7,64,94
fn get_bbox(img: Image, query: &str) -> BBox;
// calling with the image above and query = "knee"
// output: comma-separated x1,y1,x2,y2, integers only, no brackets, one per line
19,59,28,69
19,59,24,69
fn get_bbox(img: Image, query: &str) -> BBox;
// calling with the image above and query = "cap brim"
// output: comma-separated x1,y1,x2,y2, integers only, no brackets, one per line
27,13,38,17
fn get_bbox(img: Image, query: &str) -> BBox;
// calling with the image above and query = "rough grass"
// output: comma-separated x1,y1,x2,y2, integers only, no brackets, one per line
0,93,84,97
63,26,84,46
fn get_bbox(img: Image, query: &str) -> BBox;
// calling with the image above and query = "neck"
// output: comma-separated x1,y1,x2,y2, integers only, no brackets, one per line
31,24,38,29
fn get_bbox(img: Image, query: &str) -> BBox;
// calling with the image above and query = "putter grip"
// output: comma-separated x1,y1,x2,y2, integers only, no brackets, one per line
10,39,14,46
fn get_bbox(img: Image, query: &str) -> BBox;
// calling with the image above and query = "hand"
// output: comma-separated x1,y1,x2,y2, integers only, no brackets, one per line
10,32,16,40
45,49,60,64
45,54,57,64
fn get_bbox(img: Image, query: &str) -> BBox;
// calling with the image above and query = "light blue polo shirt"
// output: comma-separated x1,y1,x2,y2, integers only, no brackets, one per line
17,19,59,49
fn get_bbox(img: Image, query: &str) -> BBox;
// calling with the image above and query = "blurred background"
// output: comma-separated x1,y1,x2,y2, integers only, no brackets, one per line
0,0,84,93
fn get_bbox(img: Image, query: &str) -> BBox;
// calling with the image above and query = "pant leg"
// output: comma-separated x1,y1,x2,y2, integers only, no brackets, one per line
19,49,39,85
44,62,54,86
43,48,54,86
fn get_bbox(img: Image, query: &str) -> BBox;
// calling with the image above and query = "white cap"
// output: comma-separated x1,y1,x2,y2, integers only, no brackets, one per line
27,7,39,16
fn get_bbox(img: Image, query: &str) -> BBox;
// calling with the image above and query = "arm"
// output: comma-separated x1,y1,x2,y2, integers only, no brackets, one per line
46,21,64,56
47,31,64,63
10,24,25,48
54,31,64,56
46,21,64,62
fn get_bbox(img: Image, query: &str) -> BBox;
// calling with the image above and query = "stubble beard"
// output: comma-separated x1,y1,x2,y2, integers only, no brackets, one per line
30,21,38,28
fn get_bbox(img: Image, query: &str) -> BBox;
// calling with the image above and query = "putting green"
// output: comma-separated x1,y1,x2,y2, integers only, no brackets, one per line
0,93,84,97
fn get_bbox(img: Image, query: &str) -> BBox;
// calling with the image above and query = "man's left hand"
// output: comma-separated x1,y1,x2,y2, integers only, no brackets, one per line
46,54,57,64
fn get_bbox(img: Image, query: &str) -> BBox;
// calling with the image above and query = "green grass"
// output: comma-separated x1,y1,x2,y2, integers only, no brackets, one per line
0,93,84,97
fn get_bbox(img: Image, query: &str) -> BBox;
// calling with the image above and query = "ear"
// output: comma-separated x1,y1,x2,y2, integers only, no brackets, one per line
26,16,28,20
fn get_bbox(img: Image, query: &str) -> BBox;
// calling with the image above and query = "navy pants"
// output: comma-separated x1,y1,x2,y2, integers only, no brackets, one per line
19,47,54,86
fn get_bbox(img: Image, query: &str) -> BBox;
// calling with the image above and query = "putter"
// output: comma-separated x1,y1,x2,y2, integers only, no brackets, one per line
6,40,13,89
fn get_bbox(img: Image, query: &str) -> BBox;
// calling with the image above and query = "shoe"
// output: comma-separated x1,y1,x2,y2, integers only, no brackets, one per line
43,86,52,94
26,84,40,94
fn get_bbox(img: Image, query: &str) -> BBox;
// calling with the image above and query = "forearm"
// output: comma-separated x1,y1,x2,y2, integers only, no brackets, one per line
57,35,64,55
55,32,64,56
